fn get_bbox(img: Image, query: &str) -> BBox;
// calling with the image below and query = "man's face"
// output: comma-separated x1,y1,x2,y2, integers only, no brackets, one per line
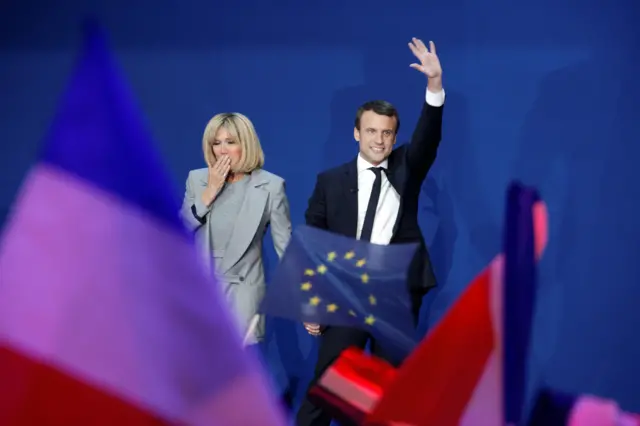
354,111,397,165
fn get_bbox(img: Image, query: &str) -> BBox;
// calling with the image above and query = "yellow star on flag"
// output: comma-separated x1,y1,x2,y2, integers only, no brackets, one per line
361,273,369,284
369,294,377,305
309,296,321,306
355,258,367,267
365,314,376,325
327,252,337,261
326,303,338,313
344,251,355,260
300,282,312,291
304,269,315,276
317,264,328,274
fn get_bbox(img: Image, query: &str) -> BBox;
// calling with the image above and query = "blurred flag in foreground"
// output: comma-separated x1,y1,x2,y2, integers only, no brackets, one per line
0,20,285,426
261,225,419,360
366,182,548,426
306,182,549,425
528,388,640,426
308,346,397,425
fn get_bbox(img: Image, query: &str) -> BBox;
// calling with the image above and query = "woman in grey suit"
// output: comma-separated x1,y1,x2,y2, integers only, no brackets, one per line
180,112,292,346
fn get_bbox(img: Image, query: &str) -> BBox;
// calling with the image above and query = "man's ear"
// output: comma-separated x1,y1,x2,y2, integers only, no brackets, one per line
353,127,360,142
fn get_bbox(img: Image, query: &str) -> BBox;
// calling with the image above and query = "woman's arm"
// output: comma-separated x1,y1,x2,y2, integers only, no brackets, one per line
269,179,292,258
179,171,211,232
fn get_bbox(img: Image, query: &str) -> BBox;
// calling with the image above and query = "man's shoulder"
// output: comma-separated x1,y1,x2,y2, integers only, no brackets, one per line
391,144,409,156
316,160,352,181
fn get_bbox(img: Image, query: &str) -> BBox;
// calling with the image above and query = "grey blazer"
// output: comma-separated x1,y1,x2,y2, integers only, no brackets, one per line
179,167,292,343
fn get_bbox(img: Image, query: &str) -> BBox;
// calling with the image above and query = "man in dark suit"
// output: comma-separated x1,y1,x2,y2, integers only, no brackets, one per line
295,38,445,426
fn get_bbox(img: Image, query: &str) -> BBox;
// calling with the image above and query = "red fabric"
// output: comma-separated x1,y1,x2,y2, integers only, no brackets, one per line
308,347,397,425
366,268,496,426
331,348,397,397
0,346,170,425
308,385,366,426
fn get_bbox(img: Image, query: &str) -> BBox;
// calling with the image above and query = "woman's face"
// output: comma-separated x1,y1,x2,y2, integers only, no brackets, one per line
211,126,242,171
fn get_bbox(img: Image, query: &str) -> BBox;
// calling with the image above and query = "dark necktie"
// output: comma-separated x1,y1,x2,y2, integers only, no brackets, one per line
359,167,383,242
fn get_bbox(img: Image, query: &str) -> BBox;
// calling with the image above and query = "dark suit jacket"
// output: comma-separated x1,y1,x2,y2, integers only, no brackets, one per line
305,101,444,295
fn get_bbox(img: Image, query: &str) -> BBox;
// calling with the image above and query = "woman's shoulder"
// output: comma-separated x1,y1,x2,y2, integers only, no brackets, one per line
187,167,208,182
252,168,285,186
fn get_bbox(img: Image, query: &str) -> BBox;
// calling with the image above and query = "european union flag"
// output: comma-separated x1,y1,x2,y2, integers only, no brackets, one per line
261,225,419,357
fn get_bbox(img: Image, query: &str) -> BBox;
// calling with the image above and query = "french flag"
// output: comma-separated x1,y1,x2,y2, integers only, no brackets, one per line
0,21,286,426
364,183,548,426
309,183,548,426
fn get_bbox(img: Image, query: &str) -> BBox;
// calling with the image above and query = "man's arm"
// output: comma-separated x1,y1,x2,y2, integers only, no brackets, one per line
304,174,329,337
305,174,328,230
406,82,445,179
406,39,445,181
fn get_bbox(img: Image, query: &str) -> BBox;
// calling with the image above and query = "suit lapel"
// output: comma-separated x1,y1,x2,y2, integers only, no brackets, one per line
342,160,359,238
219,172,268,273
385,147,404,193
387,148,406,236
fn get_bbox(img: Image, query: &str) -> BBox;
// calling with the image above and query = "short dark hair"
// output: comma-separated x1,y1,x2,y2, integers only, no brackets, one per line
354,100,400,134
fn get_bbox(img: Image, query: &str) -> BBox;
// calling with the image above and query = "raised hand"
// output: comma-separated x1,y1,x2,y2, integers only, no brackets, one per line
408,38,442,79
201,155,230,206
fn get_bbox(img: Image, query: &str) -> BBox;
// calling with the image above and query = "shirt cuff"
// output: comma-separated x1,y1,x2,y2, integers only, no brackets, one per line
425,87,445,107
192,197,211,220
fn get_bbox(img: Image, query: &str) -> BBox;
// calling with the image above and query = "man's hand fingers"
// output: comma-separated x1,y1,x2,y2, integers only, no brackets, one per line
429,40,436,55
413,37,427,52
408,41,421,58
410,63,426,73
304,322,323,336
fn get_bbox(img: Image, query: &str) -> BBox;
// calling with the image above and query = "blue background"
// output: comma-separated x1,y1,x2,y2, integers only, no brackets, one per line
1,0,639,415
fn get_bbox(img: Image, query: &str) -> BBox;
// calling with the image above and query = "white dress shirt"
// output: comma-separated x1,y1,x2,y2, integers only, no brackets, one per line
355,87,445,245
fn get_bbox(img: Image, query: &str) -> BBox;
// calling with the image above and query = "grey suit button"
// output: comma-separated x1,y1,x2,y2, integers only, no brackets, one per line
239,276,244,282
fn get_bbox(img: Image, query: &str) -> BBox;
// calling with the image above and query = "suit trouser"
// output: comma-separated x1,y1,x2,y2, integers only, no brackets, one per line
295,293,424,426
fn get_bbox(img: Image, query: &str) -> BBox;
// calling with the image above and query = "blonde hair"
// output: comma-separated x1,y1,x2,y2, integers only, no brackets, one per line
201,112,265,173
